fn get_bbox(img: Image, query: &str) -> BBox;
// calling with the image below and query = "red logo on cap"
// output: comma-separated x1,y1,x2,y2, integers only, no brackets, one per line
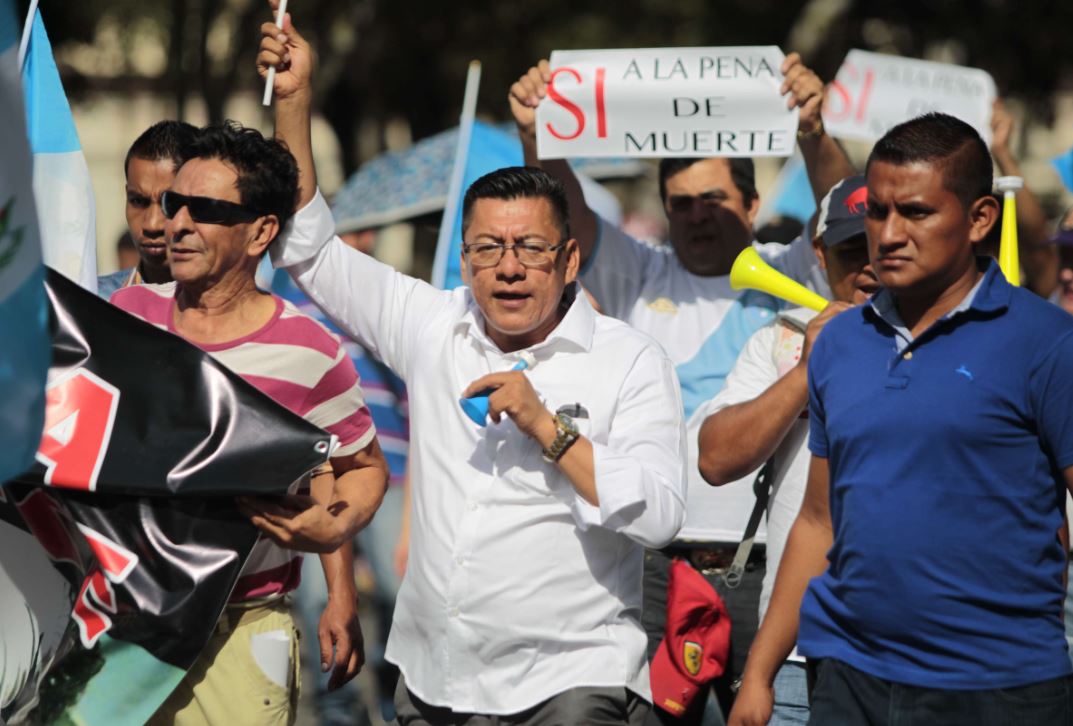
844,186,868,215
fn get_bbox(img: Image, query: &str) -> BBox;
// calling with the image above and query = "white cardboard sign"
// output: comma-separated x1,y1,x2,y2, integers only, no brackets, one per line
536,47,798,159
822,49,997,144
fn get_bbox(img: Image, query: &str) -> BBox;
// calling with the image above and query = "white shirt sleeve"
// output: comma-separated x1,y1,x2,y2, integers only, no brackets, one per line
580,216,660,320
569,344,687,549
756,234,832,300
271,189,451,379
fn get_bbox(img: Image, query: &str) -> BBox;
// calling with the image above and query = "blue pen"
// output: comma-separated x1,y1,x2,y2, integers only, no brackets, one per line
460,351,537,426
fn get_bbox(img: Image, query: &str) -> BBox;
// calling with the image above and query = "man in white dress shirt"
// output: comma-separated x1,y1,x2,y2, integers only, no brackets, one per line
258,12,686,724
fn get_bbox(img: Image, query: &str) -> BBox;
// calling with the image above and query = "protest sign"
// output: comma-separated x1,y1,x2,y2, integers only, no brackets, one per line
822,49,996,144
536,47,797,159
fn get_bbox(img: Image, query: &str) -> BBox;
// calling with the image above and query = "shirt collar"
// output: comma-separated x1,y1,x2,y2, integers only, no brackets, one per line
453,282,596,354
869,257,1010,332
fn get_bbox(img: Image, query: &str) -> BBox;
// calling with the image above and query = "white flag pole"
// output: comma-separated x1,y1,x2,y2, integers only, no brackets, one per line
261,0,289,106
17,0,40,71
431,60,481,288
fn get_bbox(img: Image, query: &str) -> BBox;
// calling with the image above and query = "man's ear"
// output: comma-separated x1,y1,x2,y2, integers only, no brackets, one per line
248,215,280,257
812,236,829,271
746,195,761,226
968,195,1000,244
563,238,580,284
459,251,470,286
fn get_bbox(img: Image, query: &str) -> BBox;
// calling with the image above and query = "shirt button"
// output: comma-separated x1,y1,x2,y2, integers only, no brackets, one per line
904,351,913,360
468,502,479,511
450,607,460,617
455,555,465,566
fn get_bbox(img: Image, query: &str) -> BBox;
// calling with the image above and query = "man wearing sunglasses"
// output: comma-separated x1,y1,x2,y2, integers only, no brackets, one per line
110,121,390,726
259,10,685,724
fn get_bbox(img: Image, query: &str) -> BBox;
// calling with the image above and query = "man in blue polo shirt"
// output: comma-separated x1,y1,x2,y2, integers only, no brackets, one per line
730,112,1073,726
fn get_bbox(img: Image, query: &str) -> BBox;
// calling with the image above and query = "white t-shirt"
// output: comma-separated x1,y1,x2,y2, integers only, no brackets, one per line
694,308,814,654
583,220,828,542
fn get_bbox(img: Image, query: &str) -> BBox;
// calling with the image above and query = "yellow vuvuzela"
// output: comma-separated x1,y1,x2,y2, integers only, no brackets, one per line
729,247,828,312
995,176,1023,286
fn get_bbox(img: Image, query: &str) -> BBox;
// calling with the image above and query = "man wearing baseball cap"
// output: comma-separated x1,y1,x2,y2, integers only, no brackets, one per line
689,176,876,724
1050,207,1073,316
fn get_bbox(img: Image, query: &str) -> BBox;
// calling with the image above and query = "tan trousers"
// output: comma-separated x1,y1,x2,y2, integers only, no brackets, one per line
148,597,301,726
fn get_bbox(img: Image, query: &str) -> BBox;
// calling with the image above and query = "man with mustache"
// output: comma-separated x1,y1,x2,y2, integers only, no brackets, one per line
510,53,855,723
259,9,687,724
730,113,1073,726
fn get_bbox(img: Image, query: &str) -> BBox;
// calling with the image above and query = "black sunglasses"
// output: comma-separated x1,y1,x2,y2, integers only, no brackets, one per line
161,191,262,226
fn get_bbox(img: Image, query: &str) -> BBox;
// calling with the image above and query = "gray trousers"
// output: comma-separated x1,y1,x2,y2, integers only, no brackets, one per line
394,675,650,726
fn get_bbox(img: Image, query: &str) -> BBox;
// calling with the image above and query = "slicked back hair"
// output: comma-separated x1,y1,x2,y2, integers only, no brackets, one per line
124,120,199,177
461,166,571,241
184,120,299,232
658,157,758,205
866,112,992,210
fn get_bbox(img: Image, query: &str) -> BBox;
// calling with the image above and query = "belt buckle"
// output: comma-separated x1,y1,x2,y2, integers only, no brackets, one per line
688,547,734,574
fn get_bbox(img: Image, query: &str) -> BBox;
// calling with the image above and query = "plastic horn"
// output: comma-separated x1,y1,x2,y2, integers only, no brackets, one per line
460,351,537,426
729,247,829,312
995,176,1023,286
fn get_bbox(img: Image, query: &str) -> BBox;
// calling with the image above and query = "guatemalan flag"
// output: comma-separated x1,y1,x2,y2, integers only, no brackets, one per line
0,0,49,486
21,4,98,292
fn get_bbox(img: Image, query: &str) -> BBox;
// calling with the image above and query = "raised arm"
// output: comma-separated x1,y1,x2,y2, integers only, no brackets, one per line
990,98,1059,298
509,60,599,266
258,1,317,208
256,4,448,376
781,52,856,205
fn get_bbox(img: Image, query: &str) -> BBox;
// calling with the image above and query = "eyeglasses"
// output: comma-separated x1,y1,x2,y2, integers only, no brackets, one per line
462,240,567,267
161,191,262,226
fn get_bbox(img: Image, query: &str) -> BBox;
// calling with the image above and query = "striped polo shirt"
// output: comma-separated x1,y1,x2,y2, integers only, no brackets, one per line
111,282,376,600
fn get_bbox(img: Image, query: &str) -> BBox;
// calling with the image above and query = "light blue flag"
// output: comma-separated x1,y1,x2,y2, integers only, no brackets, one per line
22,7,97,292
761,152,816,227
433,120,524,289
1052,147,1073,195
0,0,49,486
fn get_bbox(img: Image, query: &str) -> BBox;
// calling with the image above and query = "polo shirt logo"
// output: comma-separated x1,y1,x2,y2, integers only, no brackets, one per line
955,365,974,382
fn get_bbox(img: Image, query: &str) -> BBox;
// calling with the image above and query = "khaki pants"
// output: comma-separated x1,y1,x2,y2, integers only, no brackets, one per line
149,598,301,726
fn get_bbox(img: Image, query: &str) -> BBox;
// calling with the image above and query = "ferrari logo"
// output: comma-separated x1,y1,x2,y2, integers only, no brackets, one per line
683,640,702,676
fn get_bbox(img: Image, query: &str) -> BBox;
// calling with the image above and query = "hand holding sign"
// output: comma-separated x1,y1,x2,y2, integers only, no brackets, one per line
535,47,799,159
509,59,552,147
780,52,825,136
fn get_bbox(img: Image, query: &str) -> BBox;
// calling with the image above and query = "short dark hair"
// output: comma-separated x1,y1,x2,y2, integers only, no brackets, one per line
183,120,299,231
866,112,992,209
124,120,199,177
461,166,571,240
658,157,757,205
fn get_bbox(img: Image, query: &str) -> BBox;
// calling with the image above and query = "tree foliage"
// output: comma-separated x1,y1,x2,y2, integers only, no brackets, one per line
23,0,1073,176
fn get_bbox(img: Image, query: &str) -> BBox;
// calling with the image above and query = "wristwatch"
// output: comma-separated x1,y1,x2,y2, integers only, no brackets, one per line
542,413,580,463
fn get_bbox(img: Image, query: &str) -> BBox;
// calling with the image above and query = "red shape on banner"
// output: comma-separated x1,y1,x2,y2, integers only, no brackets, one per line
35,369,120,492
73,571,115,647
77,523,139,582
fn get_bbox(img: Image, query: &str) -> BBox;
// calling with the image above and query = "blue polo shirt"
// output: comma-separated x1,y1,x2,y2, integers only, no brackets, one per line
800,259,1073,689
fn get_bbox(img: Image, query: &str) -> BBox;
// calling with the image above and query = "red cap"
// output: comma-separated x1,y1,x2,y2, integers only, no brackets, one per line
650,558,732,717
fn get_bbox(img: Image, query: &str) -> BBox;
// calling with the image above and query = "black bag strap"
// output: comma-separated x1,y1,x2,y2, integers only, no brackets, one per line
724,457,775,589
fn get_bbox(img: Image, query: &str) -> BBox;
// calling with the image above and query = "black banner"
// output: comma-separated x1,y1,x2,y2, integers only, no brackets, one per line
1,270,332,723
